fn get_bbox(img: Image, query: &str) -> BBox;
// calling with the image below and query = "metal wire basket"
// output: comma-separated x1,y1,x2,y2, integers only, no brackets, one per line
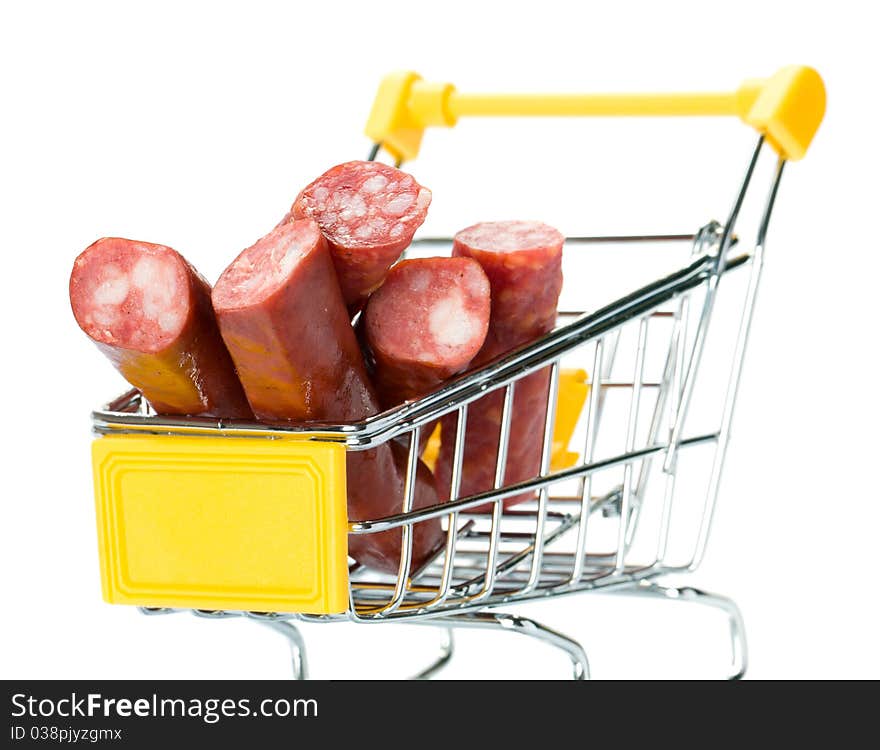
89,67,825,680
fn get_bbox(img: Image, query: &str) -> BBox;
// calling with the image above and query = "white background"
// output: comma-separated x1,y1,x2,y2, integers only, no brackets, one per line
1,0,878,679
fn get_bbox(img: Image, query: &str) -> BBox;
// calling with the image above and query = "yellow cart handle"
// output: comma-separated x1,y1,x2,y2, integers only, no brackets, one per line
365,66,825,163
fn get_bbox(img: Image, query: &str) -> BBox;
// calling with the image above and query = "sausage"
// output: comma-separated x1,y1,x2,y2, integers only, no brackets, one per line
69,237,252,419
211,218,444,574
361,257,491,409
286,161,432,310
348,440,443,576
211,219,373,421
434,221,564,508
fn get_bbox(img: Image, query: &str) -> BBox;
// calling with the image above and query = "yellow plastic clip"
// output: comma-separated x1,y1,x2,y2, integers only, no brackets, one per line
738,66,826,162
364,71,431,163
551,369,590,470
420,368,589,474
365,66,825,162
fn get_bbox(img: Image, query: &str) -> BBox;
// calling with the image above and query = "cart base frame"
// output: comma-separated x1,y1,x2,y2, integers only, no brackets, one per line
143,578,746,680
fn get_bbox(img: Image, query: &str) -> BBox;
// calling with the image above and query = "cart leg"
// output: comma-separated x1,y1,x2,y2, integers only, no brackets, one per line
611,581,747,680
255,619,309,680
432,612,590,680
409,628,456,680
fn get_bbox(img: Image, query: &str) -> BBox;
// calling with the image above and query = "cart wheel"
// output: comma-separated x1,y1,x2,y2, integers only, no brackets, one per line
612,580,748,680
430,611,591,680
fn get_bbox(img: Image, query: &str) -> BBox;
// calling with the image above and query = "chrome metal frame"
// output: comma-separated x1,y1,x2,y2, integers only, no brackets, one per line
100,135,786,679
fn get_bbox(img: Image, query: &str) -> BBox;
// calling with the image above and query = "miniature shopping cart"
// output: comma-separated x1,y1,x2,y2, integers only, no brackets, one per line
89,66,825,679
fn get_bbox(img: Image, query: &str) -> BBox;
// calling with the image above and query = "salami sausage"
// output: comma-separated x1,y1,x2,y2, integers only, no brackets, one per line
361,257,491,409
211,218,444,574
286,161,431,310
69,237,252,419
435,221,564,507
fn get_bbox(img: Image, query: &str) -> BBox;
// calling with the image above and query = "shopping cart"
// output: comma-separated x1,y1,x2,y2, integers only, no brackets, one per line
89,66,825,680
